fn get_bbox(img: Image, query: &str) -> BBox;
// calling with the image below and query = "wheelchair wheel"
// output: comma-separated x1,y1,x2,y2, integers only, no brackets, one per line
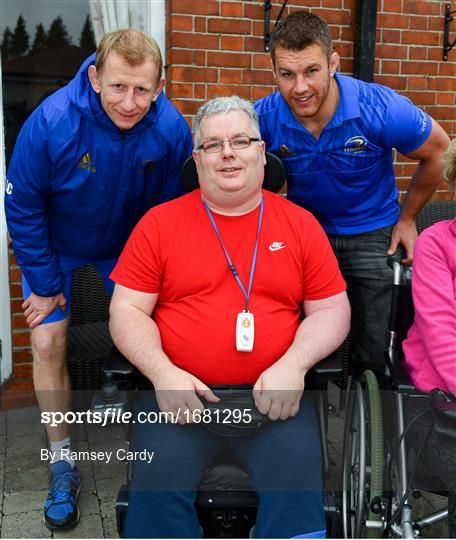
342,370,384,538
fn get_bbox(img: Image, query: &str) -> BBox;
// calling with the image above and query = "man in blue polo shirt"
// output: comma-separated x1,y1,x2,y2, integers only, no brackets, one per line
255,11,450,373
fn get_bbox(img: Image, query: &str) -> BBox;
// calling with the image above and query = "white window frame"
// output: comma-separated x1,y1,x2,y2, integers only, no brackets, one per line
0,56,13,385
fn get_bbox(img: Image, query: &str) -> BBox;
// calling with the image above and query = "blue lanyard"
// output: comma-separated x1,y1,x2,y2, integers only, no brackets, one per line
203,198,264,312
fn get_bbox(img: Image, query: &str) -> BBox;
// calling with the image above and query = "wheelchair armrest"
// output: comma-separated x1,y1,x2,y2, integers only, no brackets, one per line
104,346,136,377
389,354,417,393
308,354,344,382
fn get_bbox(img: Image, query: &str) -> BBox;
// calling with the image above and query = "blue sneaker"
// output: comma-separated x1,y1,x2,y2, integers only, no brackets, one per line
44,461,81,530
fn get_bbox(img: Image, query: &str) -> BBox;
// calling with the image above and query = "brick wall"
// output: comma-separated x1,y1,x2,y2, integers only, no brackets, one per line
166,0,456,201
8,0,456,383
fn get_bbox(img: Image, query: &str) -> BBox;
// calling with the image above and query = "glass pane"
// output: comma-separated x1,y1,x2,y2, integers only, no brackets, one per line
1,0,94,165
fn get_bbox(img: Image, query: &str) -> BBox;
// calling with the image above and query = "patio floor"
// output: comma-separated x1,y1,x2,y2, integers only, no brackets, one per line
0,383,448,538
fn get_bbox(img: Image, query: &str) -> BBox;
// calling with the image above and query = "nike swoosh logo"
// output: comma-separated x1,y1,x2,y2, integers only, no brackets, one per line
269,245,287,252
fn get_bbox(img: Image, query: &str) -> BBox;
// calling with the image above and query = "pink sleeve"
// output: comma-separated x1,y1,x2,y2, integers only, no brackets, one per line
411,226,456,389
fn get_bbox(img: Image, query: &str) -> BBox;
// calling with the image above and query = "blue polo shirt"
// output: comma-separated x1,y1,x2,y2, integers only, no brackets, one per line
255,73,432,235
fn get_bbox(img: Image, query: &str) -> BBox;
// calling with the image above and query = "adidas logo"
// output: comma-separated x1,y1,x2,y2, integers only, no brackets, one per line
77,152,96,172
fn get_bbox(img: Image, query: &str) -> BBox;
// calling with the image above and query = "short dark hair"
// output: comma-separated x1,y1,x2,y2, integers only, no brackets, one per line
270,11,333,62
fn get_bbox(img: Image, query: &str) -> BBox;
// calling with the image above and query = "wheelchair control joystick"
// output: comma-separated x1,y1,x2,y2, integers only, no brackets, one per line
91,372,129,419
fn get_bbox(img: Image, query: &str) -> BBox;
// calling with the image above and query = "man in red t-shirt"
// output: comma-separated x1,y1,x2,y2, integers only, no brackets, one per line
109,96,350,538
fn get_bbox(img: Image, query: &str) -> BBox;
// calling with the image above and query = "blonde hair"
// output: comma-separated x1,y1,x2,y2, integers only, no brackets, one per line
443,138,456,187
95,29,162,81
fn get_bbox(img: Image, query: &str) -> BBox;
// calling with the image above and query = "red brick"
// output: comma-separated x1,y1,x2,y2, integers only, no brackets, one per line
402,31,439,46
12,314,28,330
169,66,217,83
427,78,456,91
208,18,251,35
401,62,439,76
313,9,351,25
241,70,275,85
436,93,456,106
13,363,33,380
170,14,193,31
403,0,441,16
407,76,428,90
380,29,401,43
439,63,456,76
193,51,206,66
171,31,219,50
428,17,445,31
207,51,251,68
221,2,243,17
171,99,202,116
11,299,23,313
253,54,272,70
206,84,251,100
168,49,193,65
9,267,21,282
324,0,344,7
382,0,403,13
244,36,264,53
337,42,353,58
9,283,23,299
381,60,400,74
427,48,446,61
219,69,242,84
340,26,355,41
194,17,206,32
409,15,428,30
376,44,408,59
339,59,354,74
13,348,33,364
169,83,194,99
252,86,275,101
378,13,409,28
9,251,17,265
374,75,407,90
194,84,206,99
12,331,31,347
221,35,243,51
171,0,219,16
424,107,456,120
409,47,427,60
243,3,264,20
403,91,435,106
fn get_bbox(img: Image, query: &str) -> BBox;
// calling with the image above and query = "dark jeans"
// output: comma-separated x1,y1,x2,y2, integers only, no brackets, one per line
124,392,325,538
406,397,456,538
328,225,395,373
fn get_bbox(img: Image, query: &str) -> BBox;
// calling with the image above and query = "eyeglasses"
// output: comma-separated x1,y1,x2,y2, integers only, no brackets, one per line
197,136,260,154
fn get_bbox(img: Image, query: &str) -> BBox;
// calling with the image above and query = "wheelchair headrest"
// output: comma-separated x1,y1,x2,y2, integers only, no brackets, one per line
181,152,286,194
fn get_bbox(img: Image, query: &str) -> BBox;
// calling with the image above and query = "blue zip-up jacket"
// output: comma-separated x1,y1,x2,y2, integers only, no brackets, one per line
5,54,192,297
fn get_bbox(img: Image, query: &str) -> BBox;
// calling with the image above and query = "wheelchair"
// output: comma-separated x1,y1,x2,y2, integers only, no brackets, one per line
341,200,456,538
93,152,350,538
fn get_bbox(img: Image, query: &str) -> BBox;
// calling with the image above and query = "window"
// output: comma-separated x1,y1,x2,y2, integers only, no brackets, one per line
1,0,94,164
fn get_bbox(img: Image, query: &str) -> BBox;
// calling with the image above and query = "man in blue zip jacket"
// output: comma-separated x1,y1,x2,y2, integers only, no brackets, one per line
4,28,192,531
255,11,450,376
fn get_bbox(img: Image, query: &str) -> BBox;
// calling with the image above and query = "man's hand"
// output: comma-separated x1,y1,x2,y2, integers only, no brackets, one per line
387,219,418,264
253,354,305,421
153,364,220,425
22,292,67,328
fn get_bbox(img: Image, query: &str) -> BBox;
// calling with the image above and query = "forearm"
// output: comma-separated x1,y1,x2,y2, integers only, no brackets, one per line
109,304,173,383
399,158,443,222
282,303,350,376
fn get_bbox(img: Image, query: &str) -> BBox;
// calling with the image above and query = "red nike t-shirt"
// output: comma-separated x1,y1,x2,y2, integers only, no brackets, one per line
111,189,346,384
